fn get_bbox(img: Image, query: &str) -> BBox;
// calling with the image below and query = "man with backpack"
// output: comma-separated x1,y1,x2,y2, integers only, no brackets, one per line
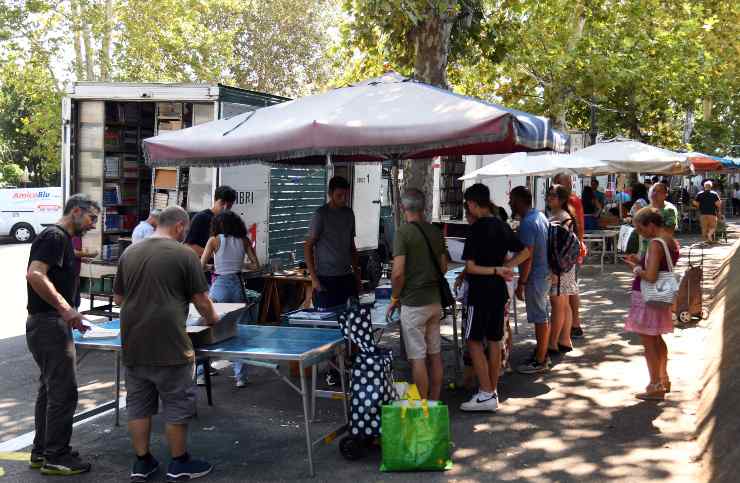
459,184,525,411
510,186,553,374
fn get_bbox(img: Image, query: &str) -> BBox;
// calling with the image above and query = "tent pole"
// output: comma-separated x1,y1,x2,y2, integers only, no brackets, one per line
391,159,402,230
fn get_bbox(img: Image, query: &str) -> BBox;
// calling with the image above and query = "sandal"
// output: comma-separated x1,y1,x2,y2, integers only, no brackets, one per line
661,378,671,393
558,344,573,353
636,383,666,401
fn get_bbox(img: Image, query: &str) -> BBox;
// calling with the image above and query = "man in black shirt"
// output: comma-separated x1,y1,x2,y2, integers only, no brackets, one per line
26,193,99,475
459,184,528,412
185,185,237,258
693,180,722,243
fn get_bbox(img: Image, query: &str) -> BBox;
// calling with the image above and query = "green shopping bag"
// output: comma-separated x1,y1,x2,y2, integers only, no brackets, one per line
380,400,453,472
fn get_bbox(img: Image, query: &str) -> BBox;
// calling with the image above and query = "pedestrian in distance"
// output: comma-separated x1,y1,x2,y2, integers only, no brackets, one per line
200,210,260,388
732,182,740,216
386,188,447,400
25,193,100,475
623,207,679,401
458,184,523,411
692,180,722,244
509,186,553,374
114,206,221,482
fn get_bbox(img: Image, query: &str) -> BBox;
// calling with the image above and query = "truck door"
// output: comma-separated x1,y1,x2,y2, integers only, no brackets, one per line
352,163,382,252
221,164,270,264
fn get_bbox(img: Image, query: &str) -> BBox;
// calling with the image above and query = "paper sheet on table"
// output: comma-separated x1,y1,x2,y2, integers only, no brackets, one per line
81,322,119,339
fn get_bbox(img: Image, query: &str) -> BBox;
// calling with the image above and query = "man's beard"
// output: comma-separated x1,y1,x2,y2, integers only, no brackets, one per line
72,215,91,236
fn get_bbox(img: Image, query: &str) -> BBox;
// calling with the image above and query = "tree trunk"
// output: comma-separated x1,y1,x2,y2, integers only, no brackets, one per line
702,98,713,122
548,2,586,131
99,0,114,80
402,6,455,220
82,23,95,80
71,0,85,80
683,105,694,144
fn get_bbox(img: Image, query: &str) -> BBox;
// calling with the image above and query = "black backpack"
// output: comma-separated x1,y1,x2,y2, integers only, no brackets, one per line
547,219,580,294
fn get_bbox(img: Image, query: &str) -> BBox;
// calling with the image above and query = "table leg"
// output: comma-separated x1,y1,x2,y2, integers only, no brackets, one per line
513,297,518,334
613,235,619,264
299,361,315,477
600,238,606,272
259,280,274,323
311,364,317,421
338,348,348,424
272,283,282,321
203,358,213,406
450,307,461,381
115,351,120,427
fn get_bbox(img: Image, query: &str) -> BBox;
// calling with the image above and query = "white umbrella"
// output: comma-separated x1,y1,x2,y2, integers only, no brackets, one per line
576,139,689,174
459,152,608,180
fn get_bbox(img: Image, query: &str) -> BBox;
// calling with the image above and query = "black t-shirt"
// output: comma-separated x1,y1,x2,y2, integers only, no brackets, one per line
184,209,214,248
27,225,77,314
462,216,524,307
696,190,720,215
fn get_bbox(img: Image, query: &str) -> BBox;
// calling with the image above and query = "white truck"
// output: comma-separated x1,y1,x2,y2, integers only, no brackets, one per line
0,187,63,242
62,82,386,287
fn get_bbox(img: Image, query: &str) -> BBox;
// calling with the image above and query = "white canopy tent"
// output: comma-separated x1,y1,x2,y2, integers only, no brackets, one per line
459,152,608,180
576,139,690,174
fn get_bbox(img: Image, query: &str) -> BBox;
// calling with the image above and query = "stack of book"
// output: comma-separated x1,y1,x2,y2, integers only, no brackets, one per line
122,155,139,178
104,127,121,149
122,128,138,151
101,243,121,261
104,156,121,178
103,184,121,205
153,192,169,210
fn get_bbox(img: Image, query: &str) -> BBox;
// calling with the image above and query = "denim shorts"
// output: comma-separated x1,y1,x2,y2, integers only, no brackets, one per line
525,275,551,324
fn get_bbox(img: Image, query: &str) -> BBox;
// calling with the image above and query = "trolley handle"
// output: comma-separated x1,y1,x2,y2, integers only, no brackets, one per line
688,242,705,269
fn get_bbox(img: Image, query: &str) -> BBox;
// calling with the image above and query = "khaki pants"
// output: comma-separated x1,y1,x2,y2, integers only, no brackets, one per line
700,214,718,241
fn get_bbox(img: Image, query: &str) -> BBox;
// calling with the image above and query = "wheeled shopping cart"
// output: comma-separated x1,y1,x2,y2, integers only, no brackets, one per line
336,302,397,460
675,243,709,324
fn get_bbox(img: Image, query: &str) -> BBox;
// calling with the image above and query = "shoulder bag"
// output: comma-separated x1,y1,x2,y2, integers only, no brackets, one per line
410,222,455,309
641,237,680,306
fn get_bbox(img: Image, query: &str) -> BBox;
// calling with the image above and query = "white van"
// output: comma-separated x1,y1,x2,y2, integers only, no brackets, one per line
0,187,63,242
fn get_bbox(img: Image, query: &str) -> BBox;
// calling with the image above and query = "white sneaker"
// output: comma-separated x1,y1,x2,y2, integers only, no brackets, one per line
460,392,498,412
196,375,206,386
235,379,247,388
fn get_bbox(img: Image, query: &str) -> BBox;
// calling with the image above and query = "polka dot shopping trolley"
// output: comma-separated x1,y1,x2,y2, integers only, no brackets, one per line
336,301,398,460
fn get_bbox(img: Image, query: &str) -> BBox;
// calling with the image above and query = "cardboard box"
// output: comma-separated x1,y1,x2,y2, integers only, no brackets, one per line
186,303,246,347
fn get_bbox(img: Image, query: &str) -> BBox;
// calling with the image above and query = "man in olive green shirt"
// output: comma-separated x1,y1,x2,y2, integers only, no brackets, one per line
640,182,679,255
387,189,447,400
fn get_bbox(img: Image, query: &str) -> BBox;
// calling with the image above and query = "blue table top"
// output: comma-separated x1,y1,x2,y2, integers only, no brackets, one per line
74,320,343,362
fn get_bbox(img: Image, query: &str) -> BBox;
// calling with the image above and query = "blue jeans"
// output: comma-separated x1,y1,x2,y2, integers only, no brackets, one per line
210,274,261,383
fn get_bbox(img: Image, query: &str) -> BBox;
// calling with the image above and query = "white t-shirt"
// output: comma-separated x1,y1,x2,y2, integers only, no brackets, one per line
131,221,155,244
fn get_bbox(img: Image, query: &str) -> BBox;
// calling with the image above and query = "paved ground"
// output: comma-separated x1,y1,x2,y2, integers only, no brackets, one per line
0,222,738,482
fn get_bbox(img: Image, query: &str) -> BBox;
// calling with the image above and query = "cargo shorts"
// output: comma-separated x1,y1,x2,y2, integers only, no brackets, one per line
400,304,442,360
125,363,197,424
